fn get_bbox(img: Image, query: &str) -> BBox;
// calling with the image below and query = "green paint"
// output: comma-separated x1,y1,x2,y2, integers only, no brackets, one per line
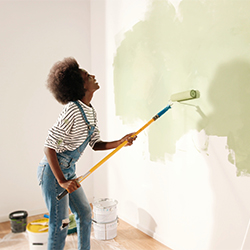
57,139,63,146
113,0,250,176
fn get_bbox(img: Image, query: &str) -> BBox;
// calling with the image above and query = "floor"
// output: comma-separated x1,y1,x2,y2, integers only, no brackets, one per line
0,214,172,250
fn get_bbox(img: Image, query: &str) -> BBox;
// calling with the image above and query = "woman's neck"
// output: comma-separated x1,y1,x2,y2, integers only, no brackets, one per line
81,92,93,107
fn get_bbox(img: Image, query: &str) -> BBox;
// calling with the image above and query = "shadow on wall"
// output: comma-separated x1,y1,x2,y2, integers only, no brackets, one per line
113,0,250,176
202,59,250,176
137,208,157,238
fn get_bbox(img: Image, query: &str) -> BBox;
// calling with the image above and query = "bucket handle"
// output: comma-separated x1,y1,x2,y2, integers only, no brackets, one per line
92,217,118,225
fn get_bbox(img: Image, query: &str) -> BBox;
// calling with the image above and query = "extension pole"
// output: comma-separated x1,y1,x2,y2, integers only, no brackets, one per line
56,104,172,200
56,88,200,200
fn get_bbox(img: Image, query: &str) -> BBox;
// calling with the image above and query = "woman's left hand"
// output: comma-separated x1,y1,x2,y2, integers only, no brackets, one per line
121,133,137,146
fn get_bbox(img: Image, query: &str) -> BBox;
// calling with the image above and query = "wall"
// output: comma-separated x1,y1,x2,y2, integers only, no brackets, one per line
0,0,94,221
1,1,250,250
91,0,250,250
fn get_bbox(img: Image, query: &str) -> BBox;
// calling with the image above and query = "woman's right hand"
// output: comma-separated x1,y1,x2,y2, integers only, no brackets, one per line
59,178,81,193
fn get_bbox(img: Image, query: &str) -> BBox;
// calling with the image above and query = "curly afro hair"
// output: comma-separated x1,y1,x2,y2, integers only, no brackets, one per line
46,57,85,104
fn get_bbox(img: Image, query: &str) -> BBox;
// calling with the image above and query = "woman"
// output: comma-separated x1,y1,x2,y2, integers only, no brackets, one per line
37,57,136,250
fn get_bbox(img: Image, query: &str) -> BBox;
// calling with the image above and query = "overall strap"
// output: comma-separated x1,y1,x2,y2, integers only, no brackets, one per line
73,100,93,130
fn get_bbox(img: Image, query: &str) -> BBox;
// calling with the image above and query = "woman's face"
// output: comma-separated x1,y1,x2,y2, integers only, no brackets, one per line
81,69,100,93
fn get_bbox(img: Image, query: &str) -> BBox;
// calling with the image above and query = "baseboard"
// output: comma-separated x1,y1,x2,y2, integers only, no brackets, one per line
118,214,170,248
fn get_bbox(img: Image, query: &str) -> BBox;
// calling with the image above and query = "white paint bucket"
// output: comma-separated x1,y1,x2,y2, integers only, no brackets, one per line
92,218,118,240
26,218,48,250
92,198,118,240
93,198,118,223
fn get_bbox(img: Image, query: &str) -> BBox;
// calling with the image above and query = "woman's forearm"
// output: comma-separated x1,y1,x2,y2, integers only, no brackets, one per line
44,147,67,184
93,140,120,150
44,147,80,193
93,133,136,151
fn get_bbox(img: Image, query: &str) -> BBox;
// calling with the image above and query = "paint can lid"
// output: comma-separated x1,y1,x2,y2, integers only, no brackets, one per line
26,218,49,233
93,198,118,209
9,210,28,220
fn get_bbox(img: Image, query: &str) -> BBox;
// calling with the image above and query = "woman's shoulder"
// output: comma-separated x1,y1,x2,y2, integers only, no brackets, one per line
58,101,80,119
63,101,79,112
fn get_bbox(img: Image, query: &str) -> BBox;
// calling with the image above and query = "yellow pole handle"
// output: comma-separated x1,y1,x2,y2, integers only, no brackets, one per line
77,118,155,184
57,103,172,200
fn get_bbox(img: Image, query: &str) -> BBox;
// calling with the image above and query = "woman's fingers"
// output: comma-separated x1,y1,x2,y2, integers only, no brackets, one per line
60,179,81,193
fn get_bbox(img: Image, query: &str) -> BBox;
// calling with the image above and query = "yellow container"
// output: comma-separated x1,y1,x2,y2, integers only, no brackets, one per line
26,218,49,250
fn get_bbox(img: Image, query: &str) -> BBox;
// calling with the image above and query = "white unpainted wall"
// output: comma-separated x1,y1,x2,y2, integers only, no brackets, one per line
0,0,94,219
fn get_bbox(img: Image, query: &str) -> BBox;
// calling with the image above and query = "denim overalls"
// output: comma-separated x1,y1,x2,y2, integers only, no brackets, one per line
37,101,95,250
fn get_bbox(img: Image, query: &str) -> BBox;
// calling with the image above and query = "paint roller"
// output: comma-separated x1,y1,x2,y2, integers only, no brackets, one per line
170,89,200,102
56,89,200,200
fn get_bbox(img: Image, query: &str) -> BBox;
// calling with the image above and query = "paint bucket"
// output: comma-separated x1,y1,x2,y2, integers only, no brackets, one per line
26,218,48,250
92,218,118,240
9,210,28,233
93,198,118,223
92,198,118,240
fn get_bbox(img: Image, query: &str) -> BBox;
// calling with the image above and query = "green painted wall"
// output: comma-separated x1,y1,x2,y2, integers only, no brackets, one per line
113,0,250,176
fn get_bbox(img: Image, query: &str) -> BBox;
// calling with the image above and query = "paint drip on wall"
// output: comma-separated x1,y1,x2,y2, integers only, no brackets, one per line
167,0,183,21
113,0,250,176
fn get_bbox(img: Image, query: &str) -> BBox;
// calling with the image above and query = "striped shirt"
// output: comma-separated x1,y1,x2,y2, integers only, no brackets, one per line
44,100,101,153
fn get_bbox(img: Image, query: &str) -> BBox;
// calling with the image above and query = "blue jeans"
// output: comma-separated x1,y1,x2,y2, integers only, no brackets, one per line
37,159,92,250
